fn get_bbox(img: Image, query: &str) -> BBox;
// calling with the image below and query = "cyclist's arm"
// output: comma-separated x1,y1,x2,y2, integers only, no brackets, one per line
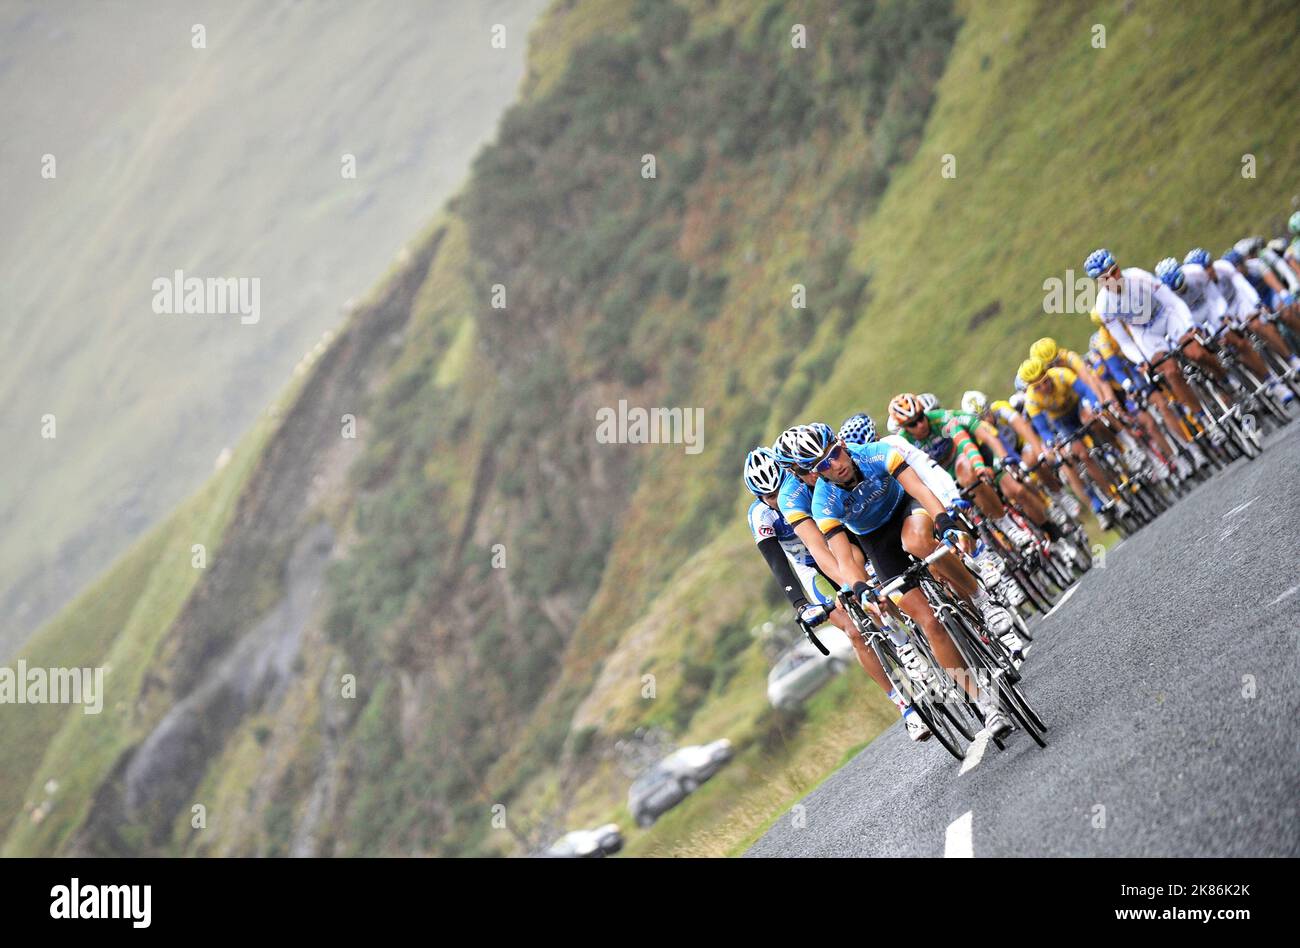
755,537,813,609
1072,377,1102,413
1009,411,1047,455
824,529,870,587
1072,358,1115,406
971,418,1009,458
950,424,992,477
1027,405,1056,445
790,517,848,587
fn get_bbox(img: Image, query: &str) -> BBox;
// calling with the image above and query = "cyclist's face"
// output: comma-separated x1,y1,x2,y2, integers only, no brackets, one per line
1099,264,1122,291
815,442,854,481
903,415,929,438
760,490,779,508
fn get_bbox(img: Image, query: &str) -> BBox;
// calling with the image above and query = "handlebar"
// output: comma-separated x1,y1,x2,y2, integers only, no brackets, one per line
796,617,830,656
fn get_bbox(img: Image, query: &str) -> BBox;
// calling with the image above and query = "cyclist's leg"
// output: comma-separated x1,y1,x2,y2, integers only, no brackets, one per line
1070,438,1116,495
954,453,1005,519
1223,328,1275,379
898,508,979,600
803,566,892,690
1150,351,1207,421
998,467,1049,525
1248,313,1300,362
858,517,979,700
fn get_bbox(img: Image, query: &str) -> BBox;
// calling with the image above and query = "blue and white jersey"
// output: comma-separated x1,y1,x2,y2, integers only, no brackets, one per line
776,472,815,527
1211,259,1261,322
1096,268,1193,363
747,500,816,568
1179,264,1228,333
811,441,908,536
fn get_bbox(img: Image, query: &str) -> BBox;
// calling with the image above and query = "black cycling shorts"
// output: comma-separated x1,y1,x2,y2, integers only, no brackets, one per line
851,498,929,590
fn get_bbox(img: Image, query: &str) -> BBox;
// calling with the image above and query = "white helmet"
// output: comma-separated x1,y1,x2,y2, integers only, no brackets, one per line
919,392,939,411
772,423,834,469
961,390,988,415
743,447,785,495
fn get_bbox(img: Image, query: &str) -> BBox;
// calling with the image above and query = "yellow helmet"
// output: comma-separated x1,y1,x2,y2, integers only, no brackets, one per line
1089,311,1103,326
990,398,1013,414
1018,357,1047,385
1030,337,1059,364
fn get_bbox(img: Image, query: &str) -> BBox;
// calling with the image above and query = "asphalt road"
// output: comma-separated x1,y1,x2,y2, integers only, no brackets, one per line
747,422,1300,857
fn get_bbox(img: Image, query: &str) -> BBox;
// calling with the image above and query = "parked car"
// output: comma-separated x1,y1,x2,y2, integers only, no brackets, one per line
628,739,734,827
543,823,624,858
766,626,855,710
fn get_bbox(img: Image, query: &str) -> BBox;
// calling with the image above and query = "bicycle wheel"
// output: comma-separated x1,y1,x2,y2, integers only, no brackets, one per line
940,602,1047,747
871,637,966,761
905,627,983,742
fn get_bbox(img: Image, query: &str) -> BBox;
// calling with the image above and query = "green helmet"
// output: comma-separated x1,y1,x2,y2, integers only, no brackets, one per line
1290,211,1300,235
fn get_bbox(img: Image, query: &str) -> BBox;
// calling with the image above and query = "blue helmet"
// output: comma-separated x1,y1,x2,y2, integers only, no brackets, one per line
1184,248,1211,267
743,446,786,496
1223,249,1244,267
1154,257,1184,291
772,423,834,469
838,412,876,444
1084,248,1117,278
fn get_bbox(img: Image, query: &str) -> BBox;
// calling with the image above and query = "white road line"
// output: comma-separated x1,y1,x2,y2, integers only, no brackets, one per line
1269,584,1300,606
945,810,973,858
1222,497,1258,519
1042,583,1079,620
959,732,990,775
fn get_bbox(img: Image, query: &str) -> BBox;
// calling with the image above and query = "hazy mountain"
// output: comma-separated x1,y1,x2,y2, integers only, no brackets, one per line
0,0,548,657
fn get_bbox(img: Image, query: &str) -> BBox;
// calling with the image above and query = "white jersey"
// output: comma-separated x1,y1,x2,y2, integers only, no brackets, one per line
1178,264,1228,334
881,434,961,506
1096,267,1193,363
1259,246,1300,293
1210,259,1260,323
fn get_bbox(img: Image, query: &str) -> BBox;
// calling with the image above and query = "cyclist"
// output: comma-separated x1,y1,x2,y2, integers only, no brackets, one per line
1084,248,1234,447
744,446,933,742
1154,257,1294,405
887,393,1059,553
1029,335,1176,479
1188,247,1300,369
1231,240,1299,323
1287,213,1300,264
782,425,1014,737
961,388,1085,520
1018,357,1131,529
838,412,961,507
1085,320,1196,476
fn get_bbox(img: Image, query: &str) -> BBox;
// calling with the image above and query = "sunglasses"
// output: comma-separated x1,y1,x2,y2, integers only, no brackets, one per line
812,443,844,473
903,415,927,429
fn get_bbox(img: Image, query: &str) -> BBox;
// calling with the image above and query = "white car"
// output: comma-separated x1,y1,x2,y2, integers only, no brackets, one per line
766,626,855,710
544,823,624,858
628,739,734,827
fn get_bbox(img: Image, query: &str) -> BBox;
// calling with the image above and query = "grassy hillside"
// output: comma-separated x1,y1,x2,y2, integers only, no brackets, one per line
4,0,1298,857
